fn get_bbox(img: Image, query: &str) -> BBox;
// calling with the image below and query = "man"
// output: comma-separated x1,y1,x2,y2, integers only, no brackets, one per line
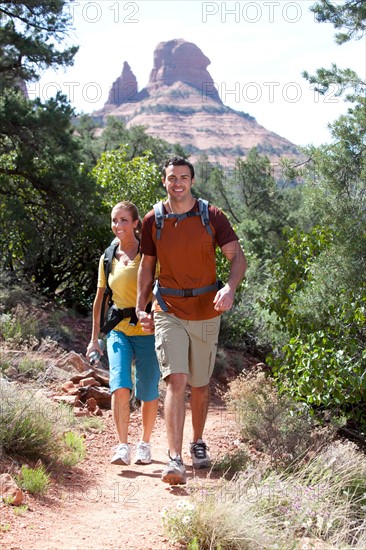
136,156,247,485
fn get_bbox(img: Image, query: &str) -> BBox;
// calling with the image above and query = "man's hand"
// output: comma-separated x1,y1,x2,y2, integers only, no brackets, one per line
213,284,235,312
137,310,155,333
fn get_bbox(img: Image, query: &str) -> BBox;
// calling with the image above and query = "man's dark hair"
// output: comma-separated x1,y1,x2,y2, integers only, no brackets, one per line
162,156,194,179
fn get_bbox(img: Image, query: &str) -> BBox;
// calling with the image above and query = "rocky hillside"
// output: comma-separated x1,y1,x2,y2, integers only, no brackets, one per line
91,38,300,167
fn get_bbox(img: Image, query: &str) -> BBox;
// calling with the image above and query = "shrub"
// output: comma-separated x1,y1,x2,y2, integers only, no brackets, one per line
60,431,86,467
213,447,251,477
17,357,45,379
164,441,366,549
225,370,332,467
0,306,38,346
161,494,283,549
0,383,80,463
17,464,50,494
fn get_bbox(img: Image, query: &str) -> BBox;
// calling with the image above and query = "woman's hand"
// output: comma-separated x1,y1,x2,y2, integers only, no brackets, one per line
86,340,103,360
136,311,155,333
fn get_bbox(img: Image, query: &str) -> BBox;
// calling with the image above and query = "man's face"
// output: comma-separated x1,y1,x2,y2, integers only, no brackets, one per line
162,164,194,201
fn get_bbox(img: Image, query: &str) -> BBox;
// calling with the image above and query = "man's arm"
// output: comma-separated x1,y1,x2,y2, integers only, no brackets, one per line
213,240,247,312
136,254,157,332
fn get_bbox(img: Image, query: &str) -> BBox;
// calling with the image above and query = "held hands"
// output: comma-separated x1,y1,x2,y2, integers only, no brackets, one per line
137,311,155,333
213,284,235,312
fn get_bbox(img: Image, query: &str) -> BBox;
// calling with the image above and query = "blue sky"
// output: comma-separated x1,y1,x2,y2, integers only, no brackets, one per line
35,0,365,147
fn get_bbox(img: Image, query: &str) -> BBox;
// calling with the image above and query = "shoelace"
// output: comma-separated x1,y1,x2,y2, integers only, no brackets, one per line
168,453,183,465
191,442,208,459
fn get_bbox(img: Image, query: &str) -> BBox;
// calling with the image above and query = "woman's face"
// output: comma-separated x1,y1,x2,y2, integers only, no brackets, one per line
111,207,138,241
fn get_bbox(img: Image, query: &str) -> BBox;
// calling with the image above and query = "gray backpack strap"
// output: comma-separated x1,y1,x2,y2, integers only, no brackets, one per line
153,201,164,240
154,198,213,239
153,280,169,312
198,198,213,238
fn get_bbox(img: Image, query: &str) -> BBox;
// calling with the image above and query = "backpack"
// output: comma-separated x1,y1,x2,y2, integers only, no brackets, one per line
153,197,213,240
152,198,222,312
99,241,138,334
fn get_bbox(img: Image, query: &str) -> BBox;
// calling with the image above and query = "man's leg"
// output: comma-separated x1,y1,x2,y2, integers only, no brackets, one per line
154,312,189,484
188,317,220,469
191,383,210,442
164,372,188,457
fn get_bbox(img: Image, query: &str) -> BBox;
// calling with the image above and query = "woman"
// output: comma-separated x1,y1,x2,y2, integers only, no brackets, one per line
86,201,160,466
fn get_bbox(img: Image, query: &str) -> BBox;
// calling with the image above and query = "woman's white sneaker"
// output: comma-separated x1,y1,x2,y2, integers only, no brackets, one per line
111,443,131,465
134,441,152,464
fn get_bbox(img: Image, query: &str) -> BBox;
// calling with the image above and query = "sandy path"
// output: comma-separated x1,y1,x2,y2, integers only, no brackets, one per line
1,399,239,550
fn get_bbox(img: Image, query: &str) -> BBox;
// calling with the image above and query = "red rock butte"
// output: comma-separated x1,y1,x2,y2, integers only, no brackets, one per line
92,38,300,169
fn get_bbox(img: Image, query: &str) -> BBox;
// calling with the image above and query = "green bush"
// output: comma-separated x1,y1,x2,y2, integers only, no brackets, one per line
0,384,79,463
162,441,366,549
0,306,38,345
264,226,366,425
225,371,330,467
17,464,50,494
213,447,251,477
17,357,45,379
60,431,86,467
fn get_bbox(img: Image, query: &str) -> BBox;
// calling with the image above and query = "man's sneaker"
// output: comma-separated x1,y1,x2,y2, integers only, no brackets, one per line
134,441,152,464
190,439,210,469
111,443,131,465
161,455,186,485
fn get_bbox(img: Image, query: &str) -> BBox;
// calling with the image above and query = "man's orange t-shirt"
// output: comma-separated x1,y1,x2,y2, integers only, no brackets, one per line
140,201,239,320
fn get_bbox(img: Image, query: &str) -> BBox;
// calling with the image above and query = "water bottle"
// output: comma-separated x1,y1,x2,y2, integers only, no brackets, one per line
89,339,105,366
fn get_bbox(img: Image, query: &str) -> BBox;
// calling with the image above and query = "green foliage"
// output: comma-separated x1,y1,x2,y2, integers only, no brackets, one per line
0,89,106,310
218,303,255,350
262,87,366,422
195,148,304,261
93,145,162,215
226,371,324,467
213,447,251,477
0,305,39,345
17,357,44,379
271,292,366,411
164,441,366,549
0,384,78,462
264,222,366,421
303,64,365,102
264,226,333,334
0,1,78,88
0,4,106,310
60,431,86,467
75,115,175,168
311,0,366,43
17,464,50,495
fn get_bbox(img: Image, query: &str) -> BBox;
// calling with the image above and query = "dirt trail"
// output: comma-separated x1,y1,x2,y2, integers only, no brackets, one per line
1,397,240,550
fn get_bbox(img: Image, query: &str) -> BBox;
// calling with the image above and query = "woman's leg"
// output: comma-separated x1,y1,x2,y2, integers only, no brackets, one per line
140,398,159,443
107,331,134,443
133,334,160,442
112,387,131,443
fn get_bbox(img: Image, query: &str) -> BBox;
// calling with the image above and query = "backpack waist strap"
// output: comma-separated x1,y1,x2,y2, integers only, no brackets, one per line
153,280,221,312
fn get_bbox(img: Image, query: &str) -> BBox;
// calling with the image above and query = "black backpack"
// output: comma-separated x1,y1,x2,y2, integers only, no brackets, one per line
99,242,138,334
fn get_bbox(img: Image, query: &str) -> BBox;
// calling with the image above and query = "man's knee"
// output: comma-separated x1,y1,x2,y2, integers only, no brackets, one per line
165,373,187,393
